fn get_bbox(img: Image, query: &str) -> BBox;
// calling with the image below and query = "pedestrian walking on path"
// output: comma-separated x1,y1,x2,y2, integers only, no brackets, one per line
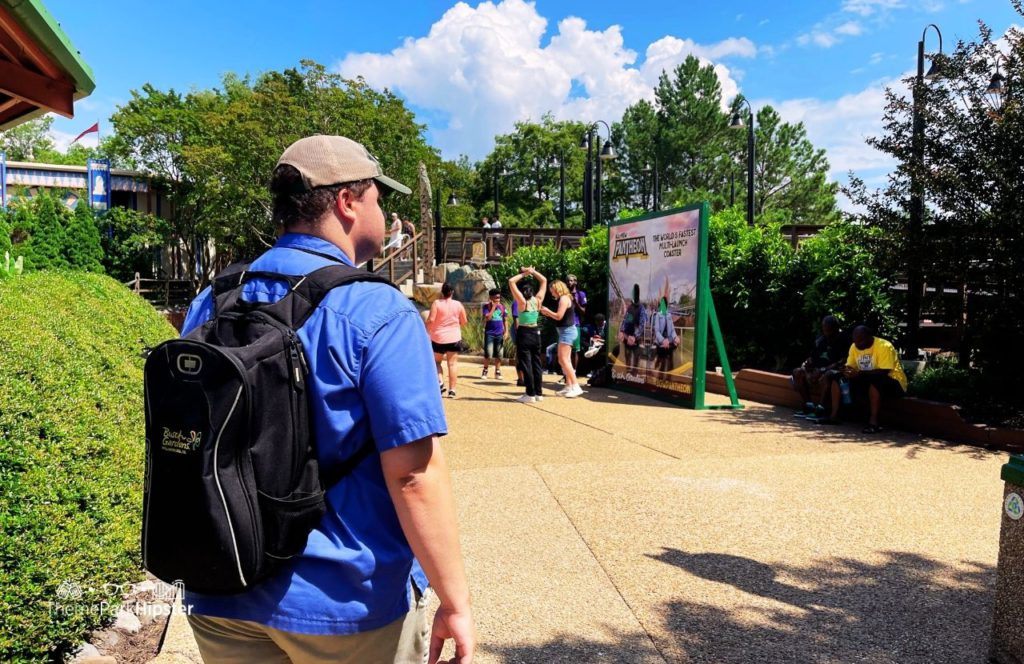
177,135,474,664
428,282,468,399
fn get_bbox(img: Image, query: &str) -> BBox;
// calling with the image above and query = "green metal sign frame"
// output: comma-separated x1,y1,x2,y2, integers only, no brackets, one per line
606,201,742,410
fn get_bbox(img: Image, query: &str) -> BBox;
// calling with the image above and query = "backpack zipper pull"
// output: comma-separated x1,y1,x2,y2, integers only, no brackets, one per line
289,344,304,387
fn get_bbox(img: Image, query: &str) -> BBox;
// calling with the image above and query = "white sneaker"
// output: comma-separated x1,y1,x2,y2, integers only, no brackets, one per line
556,386,571,395
563,385,584,398
515,394,536,404
534,395,544,402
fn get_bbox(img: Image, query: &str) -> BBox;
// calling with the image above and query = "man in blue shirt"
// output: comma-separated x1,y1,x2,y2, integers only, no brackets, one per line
181,136,475,664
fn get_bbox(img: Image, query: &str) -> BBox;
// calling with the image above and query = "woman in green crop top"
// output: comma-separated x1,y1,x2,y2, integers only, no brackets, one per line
509,266,546,402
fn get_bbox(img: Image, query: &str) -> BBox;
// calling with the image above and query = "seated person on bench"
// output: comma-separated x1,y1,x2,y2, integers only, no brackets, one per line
818,325,907,433
792,315,846,418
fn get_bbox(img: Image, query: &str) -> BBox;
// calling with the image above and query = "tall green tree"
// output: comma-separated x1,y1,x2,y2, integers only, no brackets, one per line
21,194,69,270
0,117,55,161
64,202,105,272
652,56,735,204
108,61,439,273
752,106,839,224
107,83,206,278
846,3,1024,412
474,115,588,227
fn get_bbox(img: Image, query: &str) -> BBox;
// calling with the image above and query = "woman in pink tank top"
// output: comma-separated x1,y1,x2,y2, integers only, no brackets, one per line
427,283,467,398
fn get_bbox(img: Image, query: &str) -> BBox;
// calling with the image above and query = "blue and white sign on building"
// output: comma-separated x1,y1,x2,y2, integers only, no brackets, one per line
1,151,7,210
87,158,111,211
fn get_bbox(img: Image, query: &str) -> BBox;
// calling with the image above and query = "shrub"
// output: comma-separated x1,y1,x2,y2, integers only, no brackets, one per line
0,272,176,661
97,207,170,281
908,358,977,405
488,226,609,321
488,242,570,300
797,219,897,341
0,209,12,258
707,209,807,370
566,226,608,320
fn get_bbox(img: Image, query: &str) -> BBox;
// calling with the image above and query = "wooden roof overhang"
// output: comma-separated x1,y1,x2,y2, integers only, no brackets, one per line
0,0,95,130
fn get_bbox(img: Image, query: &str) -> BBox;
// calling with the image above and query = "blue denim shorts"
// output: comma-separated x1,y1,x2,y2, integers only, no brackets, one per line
484,334,504,359
557,326,578,346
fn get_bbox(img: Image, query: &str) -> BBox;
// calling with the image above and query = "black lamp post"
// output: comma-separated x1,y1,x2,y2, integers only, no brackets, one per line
548,154,566,228
433,188,458,263
492,165,510,221
641,162,651,211
906,23,944,359
729,99,756,226
652,152,659,211
579,120,617,228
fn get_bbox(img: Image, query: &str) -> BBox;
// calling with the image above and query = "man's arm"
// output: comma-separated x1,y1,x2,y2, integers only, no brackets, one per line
382,438,474,664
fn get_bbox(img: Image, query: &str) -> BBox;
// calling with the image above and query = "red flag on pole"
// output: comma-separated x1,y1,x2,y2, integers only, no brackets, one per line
71,122,99,144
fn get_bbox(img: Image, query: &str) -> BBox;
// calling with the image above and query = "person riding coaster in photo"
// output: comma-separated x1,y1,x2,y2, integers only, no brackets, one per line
652,296,680,373
618,284,646,370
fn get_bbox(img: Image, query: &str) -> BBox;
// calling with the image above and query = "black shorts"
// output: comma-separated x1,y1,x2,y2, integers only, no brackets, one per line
850,373,905,401
431,341,460,354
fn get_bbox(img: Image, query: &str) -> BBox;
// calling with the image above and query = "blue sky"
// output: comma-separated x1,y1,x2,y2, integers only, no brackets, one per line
44,0,1021,201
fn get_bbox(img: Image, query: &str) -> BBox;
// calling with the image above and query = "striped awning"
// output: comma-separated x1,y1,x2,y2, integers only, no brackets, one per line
6,165,149,192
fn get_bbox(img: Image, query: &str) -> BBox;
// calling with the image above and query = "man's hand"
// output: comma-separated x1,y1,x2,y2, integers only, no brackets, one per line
844,366,858,378
627,335,636,346
429,605,475,664
660,339,670,349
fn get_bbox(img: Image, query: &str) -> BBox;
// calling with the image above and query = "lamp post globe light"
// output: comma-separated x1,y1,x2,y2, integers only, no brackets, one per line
986,55,1007,114
579,120,616,229
433,187,460,263
906,23,944,360
641,162,652,211
729,98,756,226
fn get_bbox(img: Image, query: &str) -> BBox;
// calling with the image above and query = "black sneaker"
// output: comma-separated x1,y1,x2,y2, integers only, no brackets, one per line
447,390,456,399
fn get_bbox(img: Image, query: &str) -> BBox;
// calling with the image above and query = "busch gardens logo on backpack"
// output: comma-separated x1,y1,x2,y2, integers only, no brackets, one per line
161,428,202,454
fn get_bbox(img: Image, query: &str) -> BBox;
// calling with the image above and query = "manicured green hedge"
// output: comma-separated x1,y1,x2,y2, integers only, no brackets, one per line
0,272,176,662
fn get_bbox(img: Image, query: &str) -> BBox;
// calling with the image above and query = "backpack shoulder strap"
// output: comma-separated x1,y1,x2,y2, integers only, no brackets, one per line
258,264,397,330
321,439,377,489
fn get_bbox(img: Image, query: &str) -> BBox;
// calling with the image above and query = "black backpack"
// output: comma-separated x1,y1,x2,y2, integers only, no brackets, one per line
142,260,393,594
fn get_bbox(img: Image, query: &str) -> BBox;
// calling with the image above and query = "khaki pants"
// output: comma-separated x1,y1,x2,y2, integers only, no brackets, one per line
187,589,429,664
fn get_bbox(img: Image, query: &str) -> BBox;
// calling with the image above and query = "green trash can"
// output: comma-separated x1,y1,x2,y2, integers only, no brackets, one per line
992,455,1024,664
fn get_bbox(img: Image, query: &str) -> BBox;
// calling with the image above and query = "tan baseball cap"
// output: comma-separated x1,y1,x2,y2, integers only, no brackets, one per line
276,135,412,195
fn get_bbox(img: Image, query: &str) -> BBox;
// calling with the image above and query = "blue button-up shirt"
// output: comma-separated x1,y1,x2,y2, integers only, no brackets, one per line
180,233,445,635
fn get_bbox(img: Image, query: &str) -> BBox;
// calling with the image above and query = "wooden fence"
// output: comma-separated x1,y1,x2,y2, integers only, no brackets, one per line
124,273,196,308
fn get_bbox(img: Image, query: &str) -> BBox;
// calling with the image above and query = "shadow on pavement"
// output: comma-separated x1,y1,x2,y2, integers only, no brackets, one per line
699,403,997,460
646,547,994,663
484,549,994,664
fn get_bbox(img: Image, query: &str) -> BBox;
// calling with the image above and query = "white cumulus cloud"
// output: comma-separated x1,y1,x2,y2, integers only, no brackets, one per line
337,0,753,159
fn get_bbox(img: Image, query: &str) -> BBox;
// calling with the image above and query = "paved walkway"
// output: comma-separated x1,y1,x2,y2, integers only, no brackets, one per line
157,361,1005,663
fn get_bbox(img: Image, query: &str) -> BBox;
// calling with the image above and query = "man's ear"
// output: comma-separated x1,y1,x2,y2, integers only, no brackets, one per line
334,188,358,226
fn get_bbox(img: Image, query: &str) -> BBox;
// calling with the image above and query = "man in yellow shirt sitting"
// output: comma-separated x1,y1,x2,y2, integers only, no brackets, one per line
818,325,907,433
